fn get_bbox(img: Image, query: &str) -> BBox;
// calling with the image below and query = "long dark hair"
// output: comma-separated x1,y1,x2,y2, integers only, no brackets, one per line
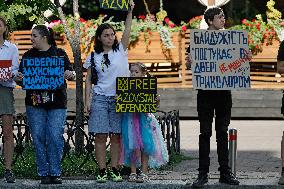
0,16,9,40
94,23,119,54
33,25,57,47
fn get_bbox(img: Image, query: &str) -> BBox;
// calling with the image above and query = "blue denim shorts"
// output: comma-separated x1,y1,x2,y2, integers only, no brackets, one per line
88,94,122,134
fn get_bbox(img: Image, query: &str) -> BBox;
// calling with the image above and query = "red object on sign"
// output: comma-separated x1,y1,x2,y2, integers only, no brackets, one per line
0,60,12,67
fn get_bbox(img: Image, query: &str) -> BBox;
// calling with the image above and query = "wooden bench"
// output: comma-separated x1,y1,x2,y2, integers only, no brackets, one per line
10,30,75,63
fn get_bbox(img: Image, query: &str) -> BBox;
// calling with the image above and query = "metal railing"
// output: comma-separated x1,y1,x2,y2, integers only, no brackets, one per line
0,110,180,167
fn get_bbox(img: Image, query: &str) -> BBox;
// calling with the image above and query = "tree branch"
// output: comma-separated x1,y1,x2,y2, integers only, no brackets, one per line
54,0,74,45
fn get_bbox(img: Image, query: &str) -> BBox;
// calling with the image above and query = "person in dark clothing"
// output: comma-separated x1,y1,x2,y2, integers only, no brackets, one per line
186,7,240,188
15,25,75,185
277,40,284,185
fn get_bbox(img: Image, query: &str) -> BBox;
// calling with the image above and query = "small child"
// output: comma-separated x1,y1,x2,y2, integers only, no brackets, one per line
120,62,169,183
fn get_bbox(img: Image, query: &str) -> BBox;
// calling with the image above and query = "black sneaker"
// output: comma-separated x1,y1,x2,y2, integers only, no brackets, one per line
4,169,15,183
219,172,239,185
50,176,62,184
192,172,208,188
40,176,50,184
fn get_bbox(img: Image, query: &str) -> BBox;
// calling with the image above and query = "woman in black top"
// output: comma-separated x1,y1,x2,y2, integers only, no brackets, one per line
15,25,74,184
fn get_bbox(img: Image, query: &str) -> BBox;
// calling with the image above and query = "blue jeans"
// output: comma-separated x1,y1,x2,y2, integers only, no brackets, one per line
26,106,66,176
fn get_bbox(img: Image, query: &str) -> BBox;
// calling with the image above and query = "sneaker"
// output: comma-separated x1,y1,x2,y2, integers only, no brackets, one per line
96,168,108,183
128,173,137,182
50,176,62,184
136,173,149,183
219,172,239,185
192,172,208,188
4,169,15,183
279,173,284,185
109,167,123,182
40,176,50,184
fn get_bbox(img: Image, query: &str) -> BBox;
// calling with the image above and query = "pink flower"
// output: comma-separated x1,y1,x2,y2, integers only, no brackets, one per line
164,17,170,24
169,23,175,28
181,25,187,31
280,22,284,26
252,19,256,22
242,19,247,24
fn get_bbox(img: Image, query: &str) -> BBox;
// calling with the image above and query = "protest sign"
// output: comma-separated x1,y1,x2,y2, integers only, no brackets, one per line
116,77,157,113
99,0,130,11
22,57,65,90
190,29,251,90
0,60,12,81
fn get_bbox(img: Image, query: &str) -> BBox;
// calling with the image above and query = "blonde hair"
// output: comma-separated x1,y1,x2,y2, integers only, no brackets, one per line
130,62,152,77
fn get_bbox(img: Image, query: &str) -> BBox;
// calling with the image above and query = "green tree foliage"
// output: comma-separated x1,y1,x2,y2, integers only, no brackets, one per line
0,0,55,30
62,0,99,19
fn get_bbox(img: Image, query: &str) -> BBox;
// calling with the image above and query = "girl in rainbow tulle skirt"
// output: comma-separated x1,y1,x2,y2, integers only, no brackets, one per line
120,63,169,183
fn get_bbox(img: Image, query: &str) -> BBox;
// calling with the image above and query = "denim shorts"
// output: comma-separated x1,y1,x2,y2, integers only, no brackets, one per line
88,94,122,134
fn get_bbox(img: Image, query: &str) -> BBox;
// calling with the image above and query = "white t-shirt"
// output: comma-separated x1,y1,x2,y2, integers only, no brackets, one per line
0,40,19,88
83,43,130,96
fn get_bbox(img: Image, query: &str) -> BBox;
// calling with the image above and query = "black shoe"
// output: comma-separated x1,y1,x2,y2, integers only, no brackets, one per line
50,176,62,184
192,173,208,188
4,169,15,183
219,172,239,185
40,176,50,184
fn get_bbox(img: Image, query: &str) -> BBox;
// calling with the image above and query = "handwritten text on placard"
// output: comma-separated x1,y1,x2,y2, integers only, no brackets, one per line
22,57,65,90
99,0,130,11
190,29,251,90
116,77,157,113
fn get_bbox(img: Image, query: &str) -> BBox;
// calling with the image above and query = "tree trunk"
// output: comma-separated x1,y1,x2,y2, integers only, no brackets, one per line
55,0,85,154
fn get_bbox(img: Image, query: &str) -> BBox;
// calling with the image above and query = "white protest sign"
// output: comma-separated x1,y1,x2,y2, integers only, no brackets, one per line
190,29,251,90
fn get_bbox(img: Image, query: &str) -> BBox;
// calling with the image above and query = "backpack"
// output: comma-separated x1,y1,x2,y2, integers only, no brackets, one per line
90,51,98,85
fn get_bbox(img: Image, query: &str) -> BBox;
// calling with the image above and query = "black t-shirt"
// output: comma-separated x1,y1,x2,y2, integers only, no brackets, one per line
277,41,284,61
19,46,73,109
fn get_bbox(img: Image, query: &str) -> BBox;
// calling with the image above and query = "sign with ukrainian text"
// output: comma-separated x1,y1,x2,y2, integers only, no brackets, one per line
190,29,251,90
116,77,157,113
99,0,130,11
0,60,12,81
22,57,65,90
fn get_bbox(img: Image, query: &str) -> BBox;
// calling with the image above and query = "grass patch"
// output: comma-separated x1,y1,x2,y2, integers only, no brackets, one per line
0,144,192,178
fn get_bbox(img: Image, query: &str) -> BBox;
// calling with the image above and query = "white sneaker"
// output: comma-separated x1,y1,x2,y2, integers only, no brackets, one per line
136,173,149,183
128,173,137,182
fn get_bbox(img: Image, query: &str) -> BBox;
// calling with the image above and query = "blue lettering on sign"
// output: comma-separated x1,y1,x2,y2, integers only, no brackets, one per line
194,48,233,61
193,30,248,46
22,57,65,90
194,75,250,89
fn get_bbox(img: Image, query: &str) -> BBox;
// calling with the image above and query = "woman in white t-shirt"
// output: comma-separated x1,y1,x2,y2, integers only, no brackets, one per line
84,1,134,183
0,16,19,183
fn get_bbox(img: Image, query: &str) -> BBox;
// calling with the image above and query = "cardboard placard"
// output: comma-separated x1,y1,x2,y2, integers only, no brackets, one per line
190,29,251,90
22,57,65,90
0,60,12,81
116,77,157,113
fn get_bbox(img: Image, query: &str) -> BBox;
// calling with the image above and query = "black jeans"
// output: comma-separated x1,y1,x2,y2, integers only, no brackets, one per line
197,90,232,173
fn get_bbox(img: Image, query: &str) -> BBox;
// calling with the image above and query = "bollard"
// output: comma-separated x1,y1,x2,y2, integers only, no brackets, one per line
229,128,237,176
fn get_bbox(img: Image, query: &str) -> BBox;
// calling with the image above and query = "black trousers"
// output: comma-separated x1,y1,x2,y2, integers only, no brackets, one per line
197,90,232,173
